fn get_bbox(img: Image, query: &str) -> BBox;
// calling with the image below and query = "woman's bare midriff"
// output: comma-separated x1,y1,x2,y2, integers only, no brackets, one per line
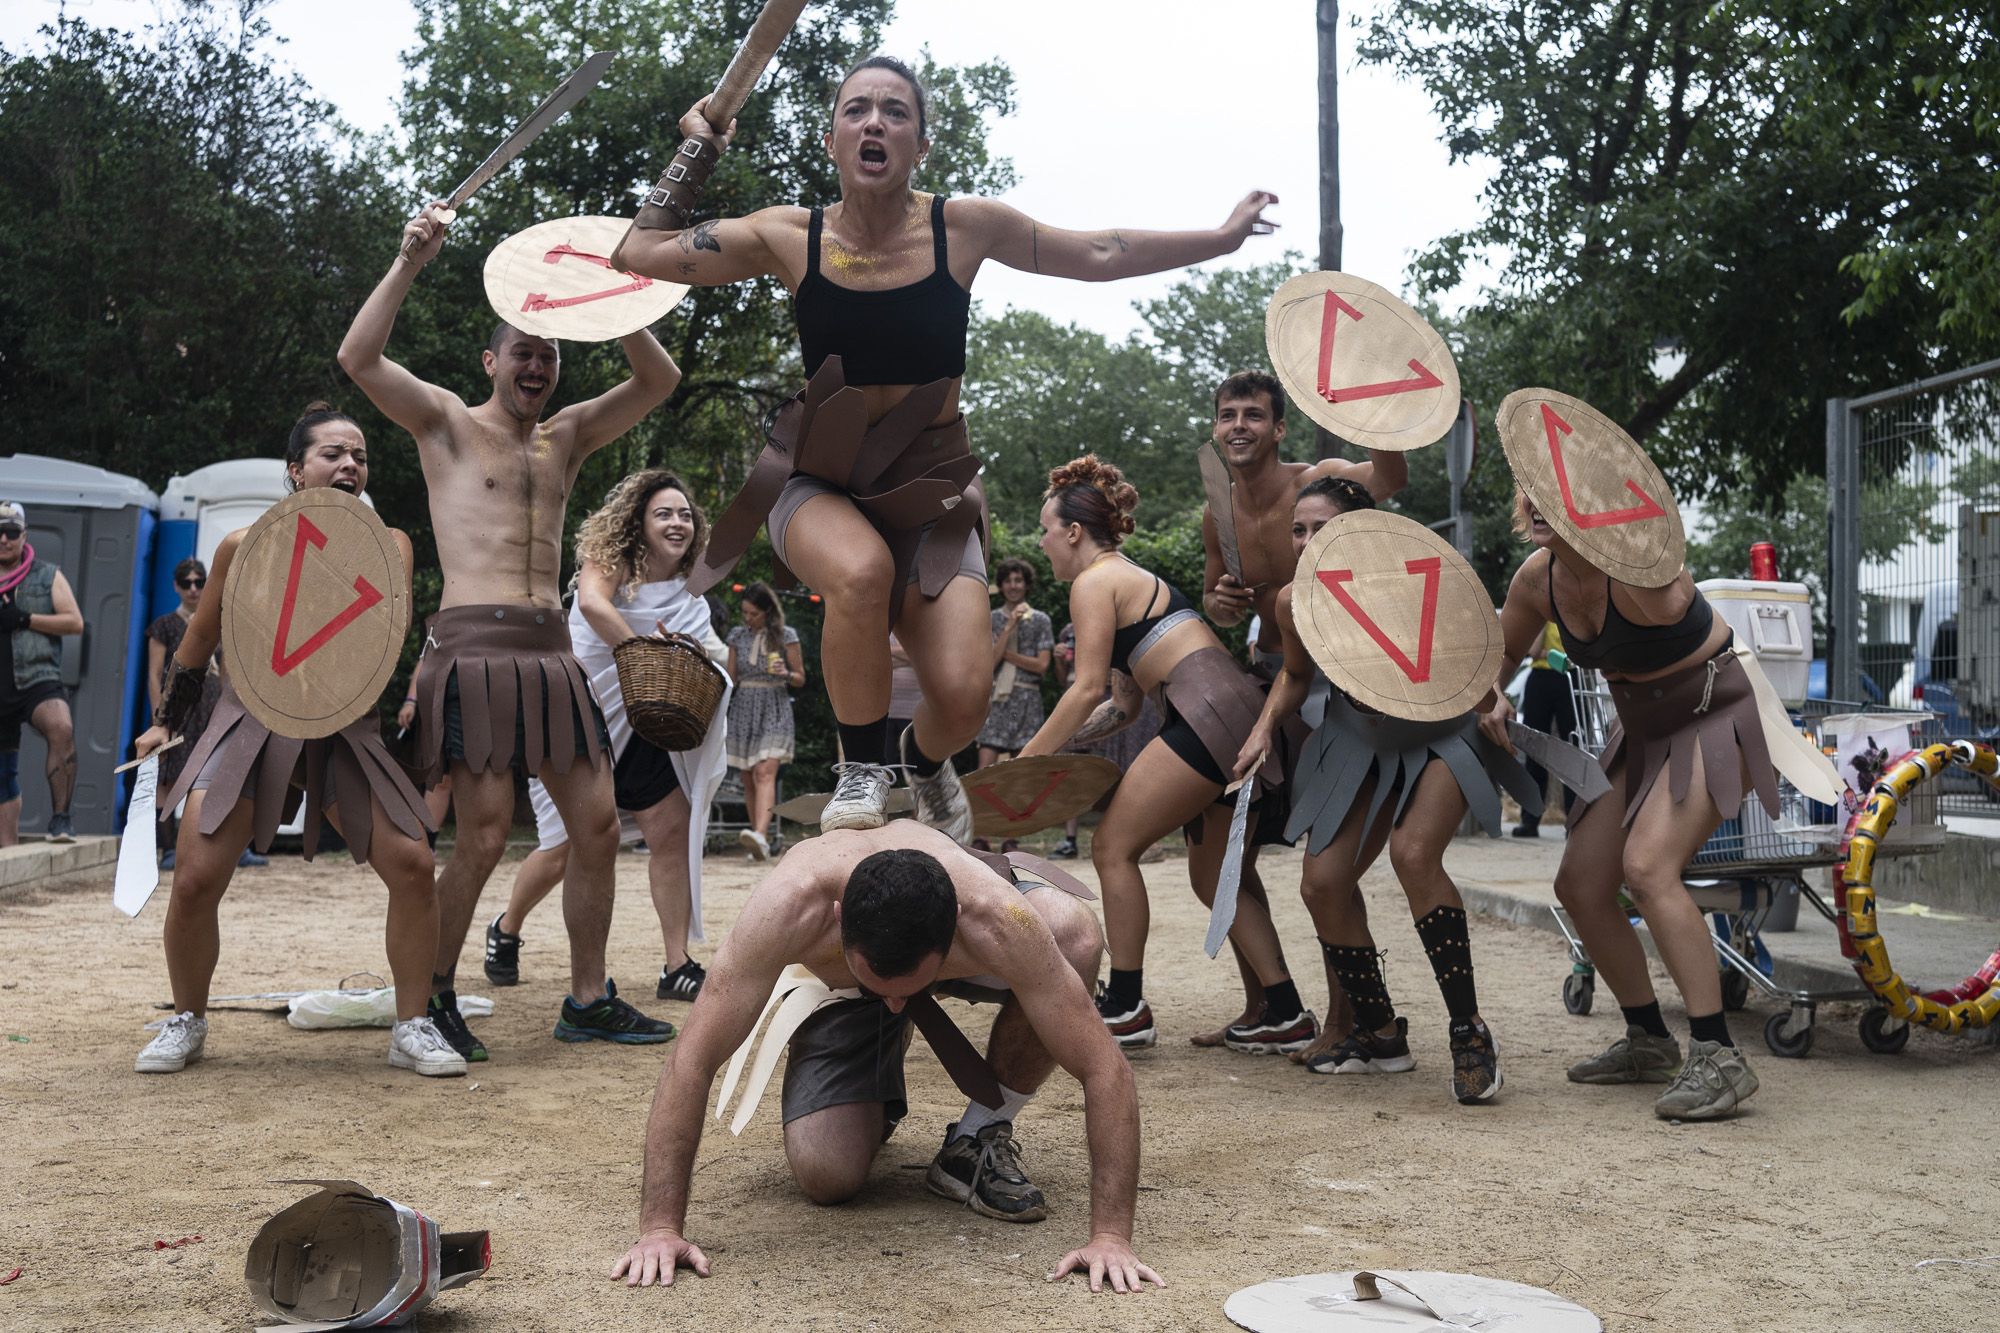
1128,618,1217,699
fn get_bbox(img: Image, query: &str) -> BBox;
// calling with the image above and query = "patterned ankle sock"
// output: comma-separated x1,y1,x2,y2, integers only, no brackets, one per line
1414,905,1479,1021
1320,940,1396,1032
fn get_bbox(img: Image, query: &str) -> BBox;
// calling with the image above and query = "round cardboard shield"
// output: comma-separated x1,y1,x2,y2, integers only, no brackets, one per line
1293,511,1502,722
222,489,410,740
1226,1271,1600,1333
483,216,689,342
1496,388,1685,588
964,754,1122,839
1265,271,1459,451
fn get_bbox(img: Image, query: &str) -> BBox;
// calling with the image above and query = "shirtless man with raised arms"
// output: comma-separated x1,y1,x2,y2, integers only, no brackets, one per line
339,205,683,1061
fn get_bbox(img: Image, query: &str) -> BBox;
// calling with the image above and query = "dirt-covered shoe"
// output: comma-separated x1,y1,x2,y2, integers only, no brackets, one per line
1567,1025,1681,1085
1449,1018,1503,1104
388,1017,468,1077
554,978,676,1044
1224,1006,1321,1055
925,1121,1049,1222
1653,1038,1759,1120
656,958,707,1002
427,989,488,1063
821,761,896,832
483,913,521,987
1306,1017,1416,1075
1094,989,1157,1049
901,728,972,843
135,1012,207,1074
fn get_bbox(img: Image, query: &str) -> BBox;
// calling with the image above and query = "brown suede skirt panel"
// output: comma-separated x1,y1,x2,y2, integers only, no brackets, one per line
412,604,605,785
1586,647,1780,829
162,683,432,864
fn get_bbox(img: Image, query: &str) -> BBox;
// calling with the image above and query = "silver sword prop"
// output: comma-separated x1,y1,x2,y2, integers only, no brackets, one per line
400,50,617,258
1204,772,1259,958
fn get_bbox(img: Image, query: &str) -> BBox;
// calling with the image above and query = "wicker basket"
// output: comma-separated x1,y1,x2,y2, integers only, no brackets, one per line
614,634,726,752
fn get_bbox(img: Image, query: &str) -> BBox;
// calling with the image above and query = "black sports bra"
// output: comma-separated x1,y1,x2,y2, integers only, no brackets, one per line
1549,562,1715,674
795,195,971,385
1109,573,1195,674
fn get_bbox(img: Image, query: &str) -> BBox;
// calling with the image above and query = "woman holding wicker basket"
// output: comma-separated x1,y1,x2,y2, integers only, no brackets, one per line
484,471,733,1006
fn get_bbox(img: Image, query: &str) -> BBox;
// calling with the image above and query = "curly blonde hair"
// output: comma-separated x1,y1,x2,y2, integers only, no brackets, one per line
573,469,708,602
1044,454,1139,546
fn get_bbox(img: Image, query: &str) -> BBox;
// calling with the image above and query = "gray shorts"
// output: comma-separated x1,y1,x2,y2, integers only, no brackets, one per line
768,473,985,587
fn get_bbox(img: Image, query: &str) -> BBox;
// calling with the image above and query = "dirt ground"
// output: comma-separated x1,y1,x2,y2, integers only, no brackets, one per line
2,836,1995,1332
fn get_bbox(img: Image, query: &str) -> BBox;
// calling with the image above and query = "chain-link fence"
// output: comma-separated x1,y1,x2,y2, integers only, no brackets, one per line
1827,357,2000,814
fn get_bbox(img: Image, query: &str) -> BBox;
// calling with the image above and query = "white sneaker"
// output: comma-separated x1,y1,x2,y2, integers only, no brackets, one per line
820,762,896,831
739,827,770,861
389,1017,469,1078
135,1012,208,1074
901,728,973,844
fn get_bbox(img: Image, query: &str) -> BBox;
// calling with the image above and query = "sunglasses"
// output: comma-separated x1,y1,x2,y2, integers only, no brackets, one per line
178,577,206,590
0,527,22,540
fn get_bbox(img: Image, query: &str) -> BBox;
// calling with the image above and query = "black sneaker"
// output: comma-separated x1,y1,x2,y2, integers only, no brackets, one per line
45,812,74,843
657,958,706,1002
1094,987,1157,1049
427,989,488,1063
1049,837,1079,859
554,978,676,1044
1449,1018,1502,1104
483,913,521,987
1224,1005,1320,1055
1305,1017,1416,1075
925,1122,1049,1222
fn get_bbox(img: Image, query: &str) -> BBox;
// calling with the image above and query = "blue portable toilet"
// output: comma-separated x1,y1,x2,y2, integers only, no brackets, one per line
0,454,158,835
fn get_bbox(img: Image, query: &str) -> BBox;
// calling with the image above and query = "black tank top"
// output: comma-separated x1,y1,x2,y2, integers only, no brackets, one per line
1549,562,1715,674
795,195,970,385
1109,573,1194,674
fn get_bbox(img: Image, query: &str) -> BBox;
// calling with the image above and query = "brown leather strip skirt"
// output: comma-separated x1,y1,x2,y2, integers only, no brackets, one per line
1587,646,1780,829
1154,647,1308,845
161,683,433,864
412,604,605,786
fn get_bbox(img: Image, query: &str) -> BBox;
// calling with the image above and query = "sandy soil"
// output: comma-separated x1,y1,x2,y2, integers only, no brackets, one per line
2,837,1994,1332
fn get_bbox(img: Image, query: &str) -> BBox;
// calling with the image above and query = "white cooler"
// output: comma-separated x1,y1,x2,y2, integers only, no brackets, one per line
1696,578,1812,704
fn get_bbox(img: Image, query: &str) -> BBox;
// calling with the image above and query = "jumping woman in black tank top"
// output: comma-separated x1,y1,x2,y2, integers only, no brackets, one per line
615,55,1282,837
1019,457,1314,1056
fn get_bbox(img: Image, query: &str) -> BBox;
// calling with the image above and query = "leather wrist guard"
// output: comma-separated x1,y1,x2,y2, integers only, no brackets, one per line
634,132,722,232
154,660,206,736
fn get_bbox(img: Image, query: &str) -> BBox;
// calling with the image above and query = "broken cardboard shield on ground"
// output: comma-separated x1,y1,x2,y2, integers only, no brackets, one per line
222,490,409,740
1496,387,1686,589
1265,271,1459,451
1293,510,1503,723
1225,1269,1600,1332
484,216,689,342
964,754,1122,839
245,1180,488,1329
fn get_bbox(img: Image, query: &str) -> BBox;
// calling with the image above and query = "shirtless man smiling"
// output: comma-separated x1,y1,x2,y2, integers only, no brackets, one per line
339,205,683,1060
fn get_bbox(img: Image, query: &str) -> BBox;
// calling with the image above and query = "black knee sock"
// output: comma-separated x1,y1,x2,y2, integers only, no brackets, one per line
900,725,946,778
1413,905,1479,1021
1104,968,1144,1011
1321,941,1396,1032
1262,979,1303,1022
1621,1000,1672,1039
1687,1011,1734,1048
837,716,889,767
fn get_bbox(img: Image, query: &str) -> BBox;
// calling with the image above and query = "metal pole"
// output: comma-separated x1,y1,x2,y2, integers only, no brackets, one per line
1827,396,1862,701
1315,0,1343,461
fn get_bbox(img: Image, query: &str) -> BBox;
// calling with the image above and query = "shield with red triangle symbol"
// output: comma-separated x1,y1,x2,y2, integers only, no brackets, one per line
1264,271,1460,451
963,754,1123,839
1496,388,1686,588
484,216,690,342
1293,511,1503,722
222,488,410,739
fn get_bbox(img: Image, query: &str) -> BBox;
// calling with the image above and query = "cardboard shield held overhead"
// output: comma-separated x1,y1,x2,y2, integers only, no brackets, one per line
1265,271,1460,451
1497,388,1686,588
484,216,690,342
963,754,1123,839
1293,511,1503,722
222,489,409,740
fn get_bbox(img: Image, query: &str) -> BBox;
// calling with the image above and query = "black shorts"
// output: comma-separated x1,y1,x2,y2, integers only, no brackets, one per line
612,732,681,811
0,680,66,752
441,671,608,774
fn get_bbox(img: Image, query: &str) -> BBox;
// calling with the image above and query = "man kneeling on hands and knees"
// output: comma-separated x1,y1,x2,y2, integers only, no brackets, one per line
612,824,1164,1294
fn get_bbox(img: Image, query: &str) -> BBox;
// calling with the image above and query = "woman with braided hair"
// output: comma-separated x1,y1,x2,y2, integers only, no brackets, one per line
1018,457,1314,1054
613,54,1279,838
128,405,457,1079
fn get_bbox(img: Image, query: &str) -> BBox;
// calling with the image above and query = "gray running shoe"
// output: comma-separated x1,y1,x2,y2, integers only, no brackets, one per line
925,1121,1049,1222
135,1012,207,1074
1566,1025,1682,1084
821,761,896,832
1653,1038,1759,1120
900,728,972,843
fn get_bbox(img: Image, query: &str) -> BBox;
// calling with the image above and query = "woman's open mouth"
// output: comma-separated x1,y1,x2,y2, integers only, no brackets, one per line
858,142,889,171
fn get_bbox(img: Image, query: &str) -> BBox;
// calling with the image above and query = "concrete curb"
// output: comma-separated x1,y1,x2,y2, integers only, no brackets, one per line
0,836,119,898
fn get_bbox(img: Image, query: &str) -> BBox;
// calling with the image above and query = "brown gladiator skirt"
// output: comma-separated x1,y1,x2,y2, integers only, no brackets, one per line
1588,644,1780,828
161,683,433,864
1154,647,1307,844
411,604,607,786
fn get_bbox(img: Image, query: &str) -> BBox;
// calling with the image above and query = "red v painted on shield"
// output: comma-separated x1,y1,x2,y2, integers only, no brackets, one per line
1315,292,1445,404
270,514,383,678
521,243,655,312
972,770,1070,822
1541,403,1666,529
1318,558,1442,683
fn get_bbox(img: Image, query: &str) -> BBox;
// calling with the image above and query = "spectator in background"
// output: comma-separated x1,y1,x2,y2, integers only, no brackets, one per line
1049,619,1162,859
1514,622,1578,838
0,502,83,845
976,558,1053,770
725,582,804,858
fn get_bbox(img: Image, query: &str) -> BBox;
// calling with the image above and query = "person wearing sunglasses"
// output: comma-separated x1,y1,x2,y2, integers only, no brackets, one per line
0,501,83,846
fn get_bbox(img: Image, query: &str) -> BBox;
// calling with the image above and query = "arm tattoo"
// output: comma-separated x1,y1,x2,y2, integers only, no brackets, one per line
689,220,722,253
1031,223,1040,274
1071,700,1131,744
1110,229,1129,253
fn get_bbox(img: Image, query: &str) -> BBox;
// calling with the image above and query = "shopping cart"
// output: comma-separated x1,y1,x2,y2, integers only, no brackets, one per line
1548,669,1943,1058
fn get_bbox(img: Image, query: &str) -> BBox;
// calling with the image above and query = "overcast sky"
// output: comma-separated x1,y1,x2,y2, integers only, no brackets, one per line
5,0,1496,339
